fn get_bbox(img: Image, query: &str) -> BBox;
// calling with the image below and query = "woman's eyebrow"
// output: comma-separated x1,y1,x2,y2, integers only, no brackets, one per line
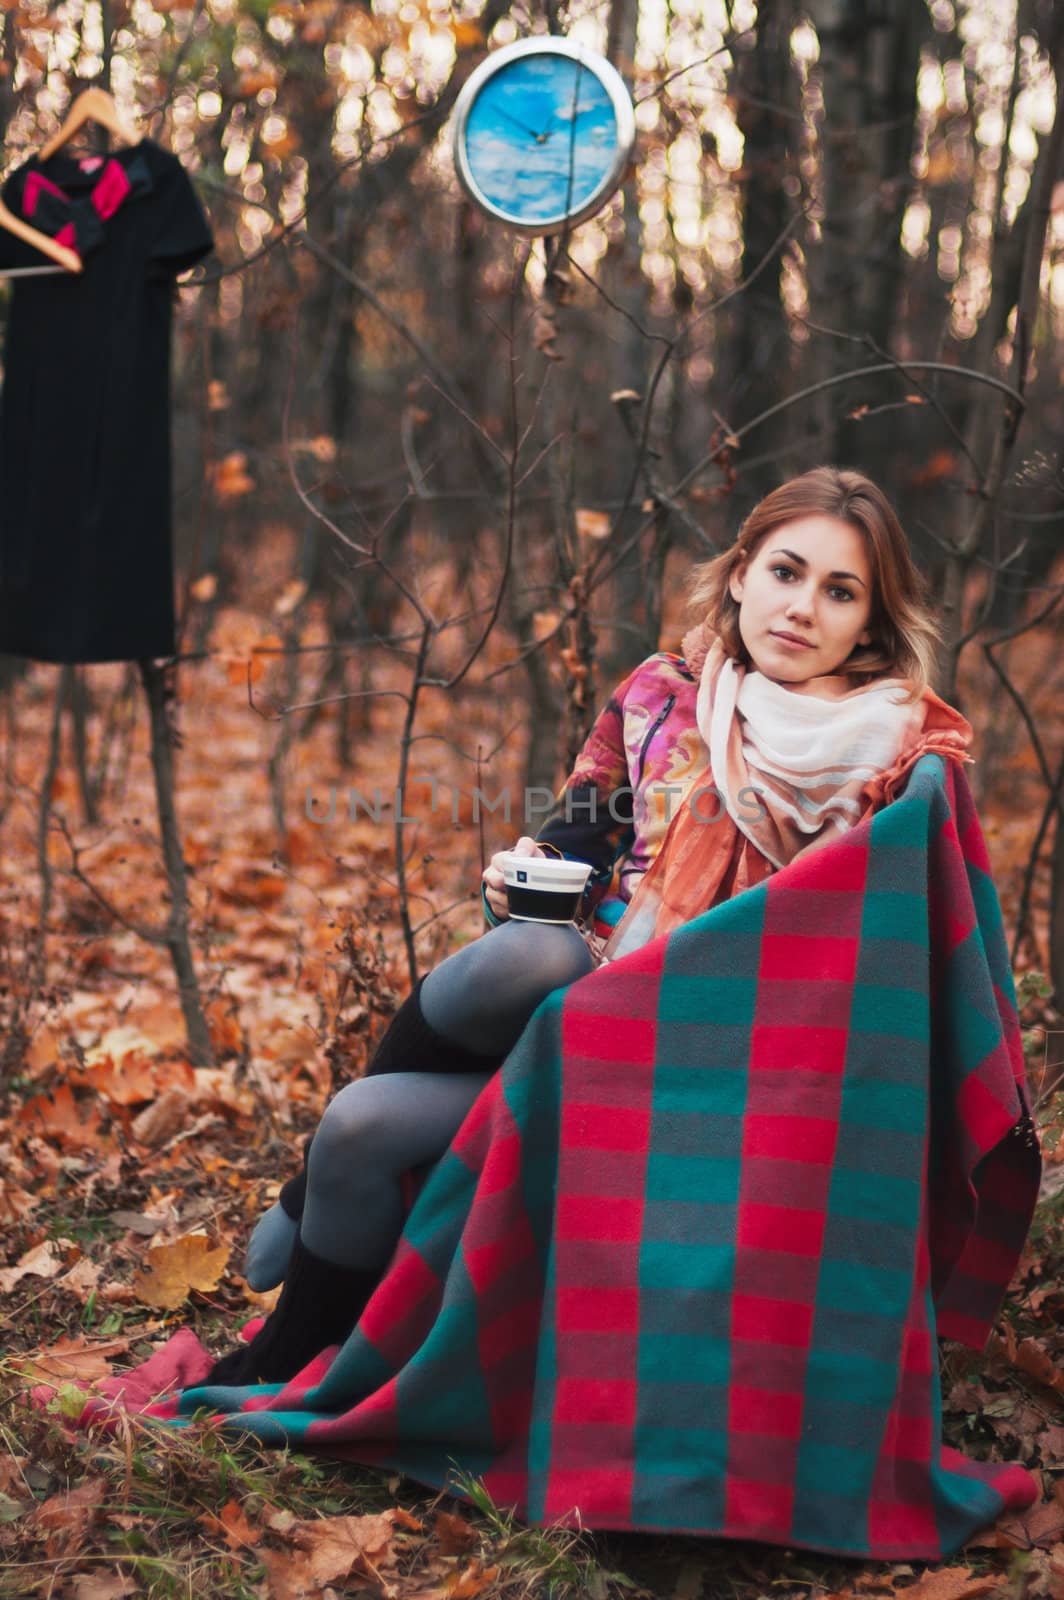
771,548,867,588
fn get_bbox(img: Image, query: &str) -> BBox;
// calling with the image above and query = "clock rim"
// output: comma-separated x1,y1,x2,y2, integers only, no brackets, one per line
451,37,636,236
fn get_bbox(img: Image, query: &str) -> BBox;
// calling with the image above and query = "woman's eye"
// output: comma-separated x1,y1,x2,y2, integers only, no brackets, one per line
770,565,854,601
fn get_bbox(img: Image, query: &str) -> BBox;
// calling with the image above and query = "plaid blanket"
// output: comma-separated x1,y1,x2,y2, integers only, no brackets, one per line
141,755,1039,1558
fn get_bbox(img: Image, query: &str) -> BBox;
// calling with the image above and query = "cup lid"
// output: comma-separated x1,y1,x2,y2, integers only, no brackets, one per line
498,853,592,891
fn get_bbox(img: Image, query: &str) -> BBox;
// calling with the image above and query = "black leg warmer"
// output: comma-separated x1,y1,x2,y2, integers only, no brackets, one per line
207,1233,379,1386
366,975,504,1078
277,977,504,1221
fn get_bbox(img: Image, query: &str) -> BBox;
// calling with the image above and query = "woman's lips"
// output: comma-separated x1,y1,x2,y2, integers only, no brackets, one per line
770,631,815,649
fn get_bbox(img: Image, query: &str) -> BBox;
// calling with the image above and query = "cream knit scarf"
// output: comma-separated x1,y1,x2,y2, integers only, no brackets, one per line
702,654,923,870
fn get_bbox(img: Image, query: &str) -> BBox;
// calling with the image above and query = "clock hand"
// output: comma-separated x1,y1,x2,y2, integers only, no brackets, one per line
494,107,550,143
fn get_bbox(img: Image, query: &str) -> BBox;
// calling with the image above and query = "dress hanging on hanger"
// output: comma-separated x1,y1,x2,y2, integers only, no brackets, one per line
0,101,214,664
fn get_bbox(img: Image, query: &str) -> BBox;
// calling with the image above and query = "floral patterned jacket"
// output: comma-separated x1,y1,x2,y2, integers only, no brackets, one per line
483,649,703,933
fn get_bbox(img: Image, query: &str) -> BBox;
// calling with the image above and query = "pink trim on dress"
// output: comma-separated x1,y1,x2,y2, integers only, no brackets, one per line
22,170,67,217
92,160,131,219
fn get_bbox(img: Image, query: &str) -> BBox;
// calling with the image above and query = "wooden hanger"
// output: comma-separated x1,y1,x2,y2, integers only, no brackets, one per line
0,195,81,273
0,87,139,274
37,87,139,164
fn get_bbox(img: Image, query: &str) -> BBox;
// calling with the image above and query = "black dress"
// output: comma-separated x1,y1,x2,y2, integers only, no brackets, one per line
0,138,213,663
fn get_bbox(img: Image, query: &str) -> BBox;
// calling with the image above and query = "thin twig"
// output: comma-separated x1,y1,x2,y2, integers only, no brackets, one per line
52,813,162,944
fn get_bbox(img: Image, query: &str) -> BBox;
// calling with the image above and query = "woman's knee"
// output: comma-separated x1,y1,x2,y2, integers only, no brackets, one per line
311,1078,406,1181
421,918,593,1054
468,918,592,994
505,919,594,999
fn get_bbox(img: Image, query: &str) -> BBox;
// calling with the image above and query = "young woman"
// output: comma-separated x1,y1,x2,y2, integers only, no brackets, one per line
208,466,973,1386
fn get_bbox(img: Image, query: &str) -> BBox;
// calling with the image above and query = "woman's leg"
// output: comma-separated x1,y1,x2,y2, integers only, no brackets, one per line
246,920,593,1289
210,1071,492,1385
214,921,596,1375
300,1071,492,1268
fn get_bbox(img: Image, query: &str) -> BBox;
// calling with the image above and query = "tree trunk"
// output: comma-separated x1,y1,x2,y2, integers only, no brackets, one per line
138,660,214,1067
802,0,926,478
601,0,654,684
723,1,797,503
935,14,1064,698
1051,800,1064,1018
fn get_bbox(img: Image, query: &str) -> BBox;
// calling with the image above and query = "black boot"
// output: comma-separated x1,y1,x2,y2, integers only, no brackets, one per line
207,1234,379,1386
277,977,504,1220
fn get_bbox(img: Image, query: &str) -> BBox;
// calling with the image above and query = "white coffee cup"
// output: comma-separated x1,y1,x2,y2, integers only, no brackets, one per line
498,852,593,924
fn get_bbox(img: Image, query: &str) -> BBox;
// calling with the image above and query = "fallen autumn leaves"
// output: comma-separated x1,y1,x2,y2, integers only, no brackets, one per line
5,1442,512,1600
132,1232,230,1311
1,607,1062,1599
0,1387,621,1600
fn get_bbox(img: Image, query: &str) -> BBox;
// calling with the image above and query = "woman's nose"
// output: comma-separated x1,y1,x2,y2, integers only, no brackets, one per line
784,586,815,619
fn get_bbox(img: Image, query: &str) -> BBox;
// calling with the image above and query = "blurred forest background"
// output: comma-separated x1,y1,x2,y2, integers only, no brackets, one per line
2,0,1063,993
2,0,1064,1592
4,0,1062,970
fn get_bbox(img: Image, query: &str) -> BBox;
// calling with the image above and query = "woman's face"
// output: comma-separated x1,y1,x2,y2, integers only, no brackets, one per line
728,514,874,689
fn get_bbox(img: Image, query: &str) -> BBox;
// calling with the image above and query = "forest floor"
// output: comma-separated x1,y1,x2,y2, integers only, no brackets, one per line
1,583,1062,1600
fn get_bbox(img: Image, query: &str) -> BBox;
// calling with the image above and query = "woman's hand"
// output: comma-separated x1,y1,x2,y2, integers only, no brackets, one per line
482,836,546,922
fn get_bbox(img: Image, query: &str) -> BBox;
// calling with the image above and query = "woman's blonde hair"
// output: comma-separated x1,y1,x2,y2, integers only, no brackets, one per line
686,467,941,692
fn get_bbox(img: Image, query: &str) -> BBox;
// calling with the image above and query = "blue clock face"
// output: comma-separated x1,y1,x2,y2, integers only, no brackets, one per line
463,53,620,226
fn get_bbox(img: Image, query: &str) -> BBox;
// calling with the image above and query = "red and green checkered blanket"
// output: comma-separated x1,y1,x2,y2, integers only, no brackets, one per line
135,755,1040,1557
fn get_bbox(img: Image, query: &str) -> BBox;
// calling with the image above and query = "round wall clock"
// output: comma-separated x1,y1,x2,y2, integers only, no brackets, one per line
451,38,636,235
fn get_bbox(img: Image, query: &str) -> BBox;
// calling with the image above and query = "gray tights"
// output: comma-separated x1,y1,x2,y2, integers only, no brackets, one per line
245,919,593,1286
